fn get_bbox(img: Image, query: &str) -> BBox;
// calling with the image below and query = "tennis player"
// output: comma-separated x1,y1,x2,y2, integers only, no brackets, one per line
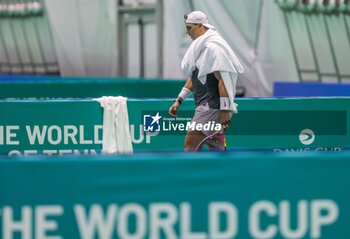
168,11,244,151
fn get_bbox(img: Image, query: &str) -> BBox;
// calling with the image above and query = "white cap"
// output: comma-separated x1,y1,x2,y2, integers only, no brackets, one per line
185,11,214,29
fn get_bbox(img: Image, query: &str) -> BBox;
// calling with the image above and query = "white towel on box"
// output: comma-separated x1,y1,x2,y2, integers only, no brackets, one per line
95,96,133,154
181,29,244,113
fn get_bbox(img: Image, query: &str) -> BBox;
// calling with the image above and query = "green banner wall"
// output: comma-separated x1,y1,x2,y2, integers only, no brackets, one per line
0,152,350,238
0,98,349,156
0,77,185,99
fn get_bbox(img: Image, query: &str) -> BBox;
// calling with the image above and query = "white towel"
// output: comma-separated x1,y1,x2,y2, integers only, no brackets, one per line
181,29,244,113
95,96,133,154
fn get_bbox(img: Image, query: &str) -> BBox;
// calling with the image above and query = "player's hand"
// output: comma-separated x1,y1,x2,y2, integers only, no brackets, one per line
220,110,231,127
168,101,180,117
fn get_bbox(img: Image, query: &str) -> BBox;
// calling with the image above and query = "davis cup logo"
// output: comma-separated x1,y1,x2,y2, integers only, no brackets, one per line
299,129,315,145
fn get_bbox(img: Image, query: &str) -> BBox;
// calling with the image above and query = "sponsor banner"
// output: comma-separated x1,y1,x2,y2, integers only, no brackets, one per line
0,152,350,238
142,110,347,136
0,98,349,156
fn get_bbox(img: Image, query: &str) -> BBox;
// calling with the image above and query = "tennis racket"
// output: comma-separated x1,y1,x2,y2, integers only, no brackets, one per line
195,125,227,152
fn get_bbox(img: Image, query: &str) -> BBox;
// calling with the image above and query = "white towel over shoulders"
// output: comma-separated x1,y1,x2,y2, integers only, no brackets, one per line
181,29,244,113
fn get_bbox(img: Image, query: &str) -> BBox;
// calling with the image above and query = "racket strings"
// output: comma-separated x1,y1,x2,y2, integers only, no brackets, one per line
195,129,227,152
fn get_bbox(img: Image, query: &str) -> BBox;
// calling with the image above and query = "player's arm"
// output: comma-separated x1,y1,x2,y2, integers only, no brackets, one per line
168,77,192,117
214,71,231,126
